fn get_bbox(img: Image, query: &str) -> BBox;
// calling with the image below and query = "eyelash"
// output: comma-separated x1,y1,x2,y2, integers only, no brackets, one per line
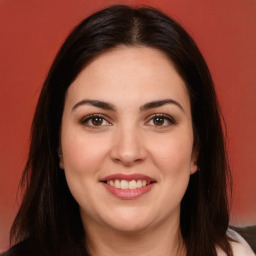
80,114,112,128
80,113,176,128
146,114,177,127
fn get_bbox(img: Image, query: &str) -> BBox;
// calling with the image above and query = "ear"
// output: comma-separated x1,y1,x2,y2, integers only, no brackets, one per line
58,146,64,169
190,147,198,175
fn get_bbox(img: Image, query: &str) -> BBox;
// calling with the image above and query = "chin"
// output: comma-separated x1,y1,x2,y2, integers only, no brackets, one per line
100,208,155,233
107,220,151,234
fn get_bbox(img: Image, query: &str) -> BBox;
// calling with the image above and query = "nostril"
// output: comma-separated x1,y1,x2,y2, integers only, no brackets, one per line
111,157,143,166
109,136,147,165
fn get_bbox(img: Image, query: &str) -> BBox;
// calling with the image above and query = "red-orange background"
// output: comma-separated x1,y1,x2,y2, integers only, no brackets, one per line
0,0,255,251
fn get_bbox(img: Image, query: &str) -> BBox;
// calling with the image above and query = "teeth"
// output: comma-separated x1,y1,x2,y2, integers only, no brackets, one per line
120,180,129,189
114,179,120,188
128,180,137,189
106,179,150,189
137,180,142,188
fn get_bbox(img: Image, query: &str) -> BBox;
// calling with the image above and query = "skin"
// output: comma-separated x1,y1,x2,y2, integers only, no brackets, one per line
59,46,198,256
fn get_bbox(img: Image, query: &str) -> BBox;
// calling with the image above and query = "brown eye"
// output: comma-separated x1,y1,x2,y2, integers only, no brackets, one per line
81,114,111,128
153,117,165,126
146,114,176,127
91,117,103,126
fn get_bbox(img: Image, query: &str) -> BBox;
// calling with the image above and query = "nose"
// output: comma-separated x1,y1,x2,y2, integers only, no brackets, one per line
110,125,147,166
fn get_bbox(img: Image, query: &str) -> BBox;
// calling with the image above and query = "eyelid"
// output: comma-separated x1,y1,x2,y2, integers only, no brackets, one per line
80,114,112,127
145,113,177,126
79,113,176,128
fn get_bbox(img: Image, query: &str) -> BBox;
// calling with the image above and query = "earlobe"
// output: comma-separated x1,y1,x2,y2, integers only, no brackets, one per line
190,161,198,174
59,156,64,170
58,148,64,169
190,148,199,174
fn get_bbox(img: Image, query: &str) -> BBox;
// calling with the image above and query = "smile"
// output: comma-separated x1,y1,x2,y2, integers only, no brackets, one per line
106,179,149,189
101,174,156,199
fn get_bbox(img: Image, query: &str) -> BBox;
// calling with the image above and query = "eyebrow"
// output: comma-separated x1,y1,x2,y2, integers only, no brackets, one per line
140,99,185,112
72,99,116,111
72,99,184,112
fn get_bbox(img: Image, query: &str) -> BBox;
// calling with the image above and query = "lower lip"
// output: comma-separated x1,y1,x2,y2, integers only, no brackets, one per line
102,182,155,199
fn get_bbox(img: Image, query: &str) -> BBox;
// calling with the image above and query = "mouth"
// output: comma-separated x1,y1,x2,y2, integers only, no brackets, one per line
100,174,156,199
103,179,155,189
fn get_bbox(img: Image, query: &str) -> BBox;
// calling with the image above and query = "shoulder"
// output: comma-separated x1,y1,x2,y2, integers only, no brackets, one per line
0,245,20,256
0,240,34,256
228,228,255,255
217,229,255,256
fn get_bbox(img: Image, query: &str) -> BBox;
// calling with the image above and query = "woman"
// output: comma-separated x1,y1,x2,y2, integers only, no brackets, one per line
2,5,254,256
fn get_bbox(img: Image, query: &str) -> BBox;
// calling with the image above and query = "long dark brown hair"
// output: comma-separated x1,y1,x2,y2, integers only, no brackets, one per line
10,5,233,256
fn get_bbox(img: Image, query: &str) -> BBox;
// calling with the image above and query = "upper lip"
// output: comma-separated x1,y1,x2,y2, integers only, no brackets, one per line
100,174,156,183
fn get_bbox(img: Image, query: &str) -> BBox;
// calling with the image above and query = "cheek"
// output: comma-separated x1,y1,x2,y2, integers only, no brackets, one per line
148,132,194,174
143,134,193,219
60,132,110,209
61,131,110,175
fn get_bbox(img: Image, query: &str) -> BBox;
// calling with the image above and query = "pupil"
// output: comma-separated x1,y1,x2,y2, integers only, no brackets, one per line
92,117,103,126
154,117,164,125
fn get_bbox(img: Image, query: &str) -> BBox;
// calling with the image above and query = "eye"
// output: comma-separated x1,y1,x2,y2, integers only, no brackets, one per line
146,114,176,127
81,114,111,127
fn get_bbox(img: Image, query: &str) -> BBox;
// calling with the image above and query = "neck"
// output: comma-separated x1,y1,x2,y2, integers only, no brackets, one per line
83,215,186,256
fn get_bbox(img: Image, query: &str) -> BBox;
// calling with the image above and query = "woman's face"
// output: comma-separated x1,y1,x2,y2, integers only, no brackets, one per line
60,46,197,233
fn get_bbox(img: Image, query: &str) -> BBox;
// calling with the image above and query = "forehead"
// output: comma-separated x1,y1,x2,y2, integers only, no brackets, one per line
66,46,190,111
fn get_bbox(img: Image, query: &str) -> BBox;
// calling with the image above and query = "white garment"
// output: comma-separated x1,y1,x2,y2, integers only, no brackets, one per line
217,229,255,256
